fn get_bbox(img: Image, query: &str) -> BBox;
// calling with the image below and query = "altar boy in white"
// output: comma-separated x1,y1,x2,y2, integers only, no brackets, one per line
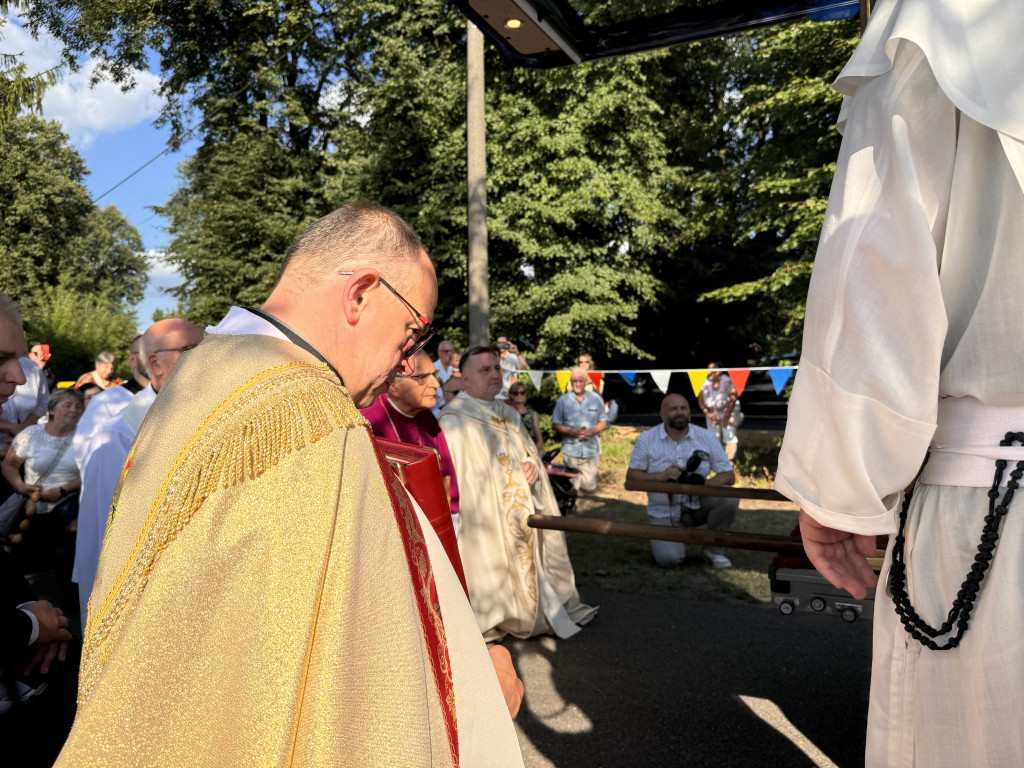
774,1,1024,765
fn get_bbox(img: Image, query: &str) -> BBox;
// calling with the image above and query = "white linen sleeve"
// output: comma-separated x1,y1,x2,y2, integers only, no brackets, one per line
775,42,955,535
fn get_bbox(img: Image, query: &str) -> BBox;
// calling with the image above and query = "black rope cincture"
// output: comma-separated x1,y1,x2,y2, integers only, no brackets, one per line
888,431,1024,651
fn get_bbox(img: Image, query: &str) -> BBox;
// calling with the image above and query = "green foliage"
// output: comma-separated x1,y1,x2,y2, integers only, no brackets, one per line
156,128,328,327
0,115,148,308
20,285,138,383
24,1,861,364
0,114,91,296
0,4,60,125
72,205,149,306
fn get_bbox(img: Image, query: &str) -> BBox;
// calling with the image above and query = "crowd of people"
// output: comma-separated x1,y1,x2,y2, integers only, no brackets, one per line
0,205,749,765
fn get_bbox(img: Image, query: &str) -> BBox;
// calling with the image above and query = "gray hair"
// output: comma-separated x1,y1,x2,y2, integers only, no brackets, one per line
95,351,115,365
0,295,22,327
279,203,426,286
48,387,84,414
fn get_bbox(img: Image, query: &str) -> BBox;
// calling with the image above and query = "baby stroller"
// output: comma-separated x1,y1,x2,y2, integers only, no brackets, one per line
542,447,580,515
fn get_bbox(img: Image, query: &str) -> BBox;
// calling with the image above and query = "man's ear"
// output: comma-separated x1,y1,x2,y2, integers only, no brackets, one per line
340,269,380,326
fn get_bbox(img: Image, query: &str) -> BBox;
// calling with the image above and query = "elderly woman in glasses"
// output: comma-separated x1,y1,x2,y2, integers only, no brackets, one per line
360,349,460,532
1,388,85,567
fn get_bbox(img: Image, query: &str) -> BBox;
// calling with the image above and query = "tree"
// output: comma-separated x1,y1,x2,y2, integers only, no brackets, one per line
156,128,328,327
21,284,138,383
0,114,92,296
0,114,148,311
0,3,60,124
72,205,148,306
694,19,861,359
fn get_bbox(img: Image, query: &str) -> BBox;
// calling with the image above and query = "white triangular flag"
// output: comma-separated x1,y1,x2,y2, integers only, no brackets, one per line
650,370,672,394
527,371,543,392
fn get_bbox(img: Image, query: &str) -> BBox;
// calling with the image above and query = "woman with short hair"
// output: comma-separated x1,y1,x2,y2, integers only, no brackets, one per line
0,388,85,562
74,351,121,391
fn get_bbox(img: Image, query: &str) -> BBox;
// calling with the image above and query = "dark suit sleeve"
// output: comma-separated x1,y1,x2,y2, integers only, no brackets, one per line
1,547,37,659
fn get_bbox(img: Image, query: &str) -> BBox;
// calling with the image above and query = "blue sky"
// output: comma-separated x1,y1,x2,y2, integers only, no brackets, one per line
6,13,195,329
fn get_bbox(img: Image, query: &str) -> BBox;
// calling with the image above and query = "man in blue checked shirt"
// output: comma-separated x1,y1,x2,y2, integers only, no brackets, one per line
551,368,608,493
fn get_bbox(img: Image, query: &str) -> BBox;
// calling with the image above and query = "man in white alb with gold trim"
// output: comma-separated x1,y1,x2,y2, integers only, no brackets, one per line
440,346,597,642
775,2,1024,766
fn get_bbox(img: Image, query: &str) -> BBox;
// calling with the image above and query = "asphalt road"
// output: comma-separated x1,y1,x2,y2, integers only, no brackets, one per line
507,587,872,768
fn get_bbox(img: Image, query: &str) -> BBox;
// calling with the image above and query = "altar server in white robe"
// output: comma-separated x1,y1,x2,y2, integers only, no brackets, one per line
73,319,202,627
440,345,597,642
774,1,1024,766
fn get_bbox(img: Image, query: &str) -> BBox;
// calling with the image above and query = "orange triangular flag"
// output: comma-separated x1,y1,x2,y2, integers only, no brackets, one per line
728,369,751,397
588,372,603,390
687,370,709,397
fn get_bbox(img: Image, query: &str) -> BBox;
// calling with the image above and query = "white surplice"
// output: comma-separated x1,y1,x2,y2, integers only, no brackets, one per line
439,393,597,642
775,2,1024,766
73,385,156,629
72,385,135,468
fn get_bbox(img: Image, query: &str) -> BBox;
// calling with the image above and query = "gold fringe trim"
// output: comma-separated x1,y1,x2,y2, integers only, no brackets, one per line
79,362,364,704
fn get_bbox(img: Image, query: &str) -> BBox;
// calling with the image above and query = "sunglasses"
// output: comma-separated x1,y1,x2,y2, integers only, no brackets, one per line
339,271,435,357
510,390,527,396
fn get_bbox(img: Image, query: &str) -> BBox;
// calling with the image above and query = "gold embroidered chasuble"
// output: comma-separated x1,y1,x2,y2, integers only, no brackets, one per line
55,334,521,767
439,393,596,642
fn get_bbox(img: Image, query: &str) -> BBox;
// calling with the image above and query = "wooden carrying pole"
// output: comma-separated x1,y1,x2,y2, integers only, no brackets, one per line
622,479,792,502
527,515,805,555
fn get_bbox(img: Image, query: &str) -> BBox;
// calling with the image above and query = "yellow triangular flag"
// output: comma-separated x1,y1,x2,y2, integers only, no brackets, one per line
688,370,709,397
556,370,571,393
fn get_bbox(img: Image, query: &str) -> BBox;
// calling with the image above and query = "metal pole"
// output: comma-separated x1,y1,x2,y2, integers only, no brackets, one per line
466,23,490,347
859,0,872,35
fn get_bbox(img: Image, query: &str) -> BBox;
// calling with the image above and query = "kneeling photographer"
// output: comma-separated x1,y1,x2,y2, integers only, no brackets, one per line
626,393,739,568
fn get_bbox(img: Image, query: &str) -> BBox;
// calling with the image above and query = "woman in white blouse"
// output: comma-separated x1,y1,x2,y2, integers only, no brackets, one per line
1,388,85,557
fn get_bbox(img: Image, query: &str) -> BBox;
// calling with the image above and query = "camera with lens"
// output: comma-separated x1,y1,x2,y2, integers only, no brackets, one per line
496,342,511,351
675,450,709,485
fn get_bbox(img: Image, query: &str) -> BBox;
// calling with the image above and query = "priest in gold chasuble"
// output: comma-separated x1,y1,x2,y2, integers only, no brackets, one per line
56,205,523,768
440,347,597,642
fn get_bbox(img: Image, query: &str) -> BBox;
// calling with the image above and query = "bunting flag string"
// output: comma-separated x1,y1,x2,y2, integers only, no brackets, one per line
728,368,751,397
502,366,798,398
687,370,709,397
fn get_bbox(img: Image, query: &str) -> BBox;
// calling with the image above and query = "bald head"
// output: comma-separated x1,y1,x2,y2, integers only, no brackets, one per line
141,318,204,392
660,394,691,432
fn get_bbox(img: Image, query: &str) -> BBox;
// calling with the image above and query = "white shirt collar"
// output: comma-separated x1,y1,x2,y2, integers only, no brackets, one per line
206,306,289,342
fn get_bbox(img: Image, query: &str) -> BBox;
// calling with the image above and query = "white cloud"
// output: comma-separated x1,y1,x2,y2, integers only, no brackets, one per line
136,251,184,328
4,14,163,146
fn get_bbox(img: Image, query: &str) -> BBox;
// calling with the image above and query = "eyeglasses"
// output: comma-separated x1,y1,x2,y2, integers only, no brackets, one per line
339,271,435,357
397,371,438,382
153,343,199,355
510,390,527,396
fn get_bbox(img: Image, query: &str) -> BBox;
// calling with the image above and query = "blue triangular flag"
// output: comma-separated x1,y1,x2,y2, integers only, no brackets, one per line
619,372,636,385
769,367,795,395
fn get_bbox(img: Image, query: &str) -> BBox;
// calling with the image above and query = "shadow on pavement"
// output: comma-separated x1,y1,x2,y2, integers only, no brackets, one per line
509,587,871,768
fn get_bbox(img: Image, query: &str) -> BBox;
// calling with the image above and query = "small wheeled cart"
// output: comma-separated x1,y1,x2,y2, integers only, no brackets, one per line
770,564,875,622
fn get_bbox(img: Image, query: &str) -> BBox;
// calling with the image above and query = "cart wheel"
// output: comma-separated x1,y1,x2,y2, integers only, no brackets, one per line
778,600,795,616
810,597,826,612
841,608,857,623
